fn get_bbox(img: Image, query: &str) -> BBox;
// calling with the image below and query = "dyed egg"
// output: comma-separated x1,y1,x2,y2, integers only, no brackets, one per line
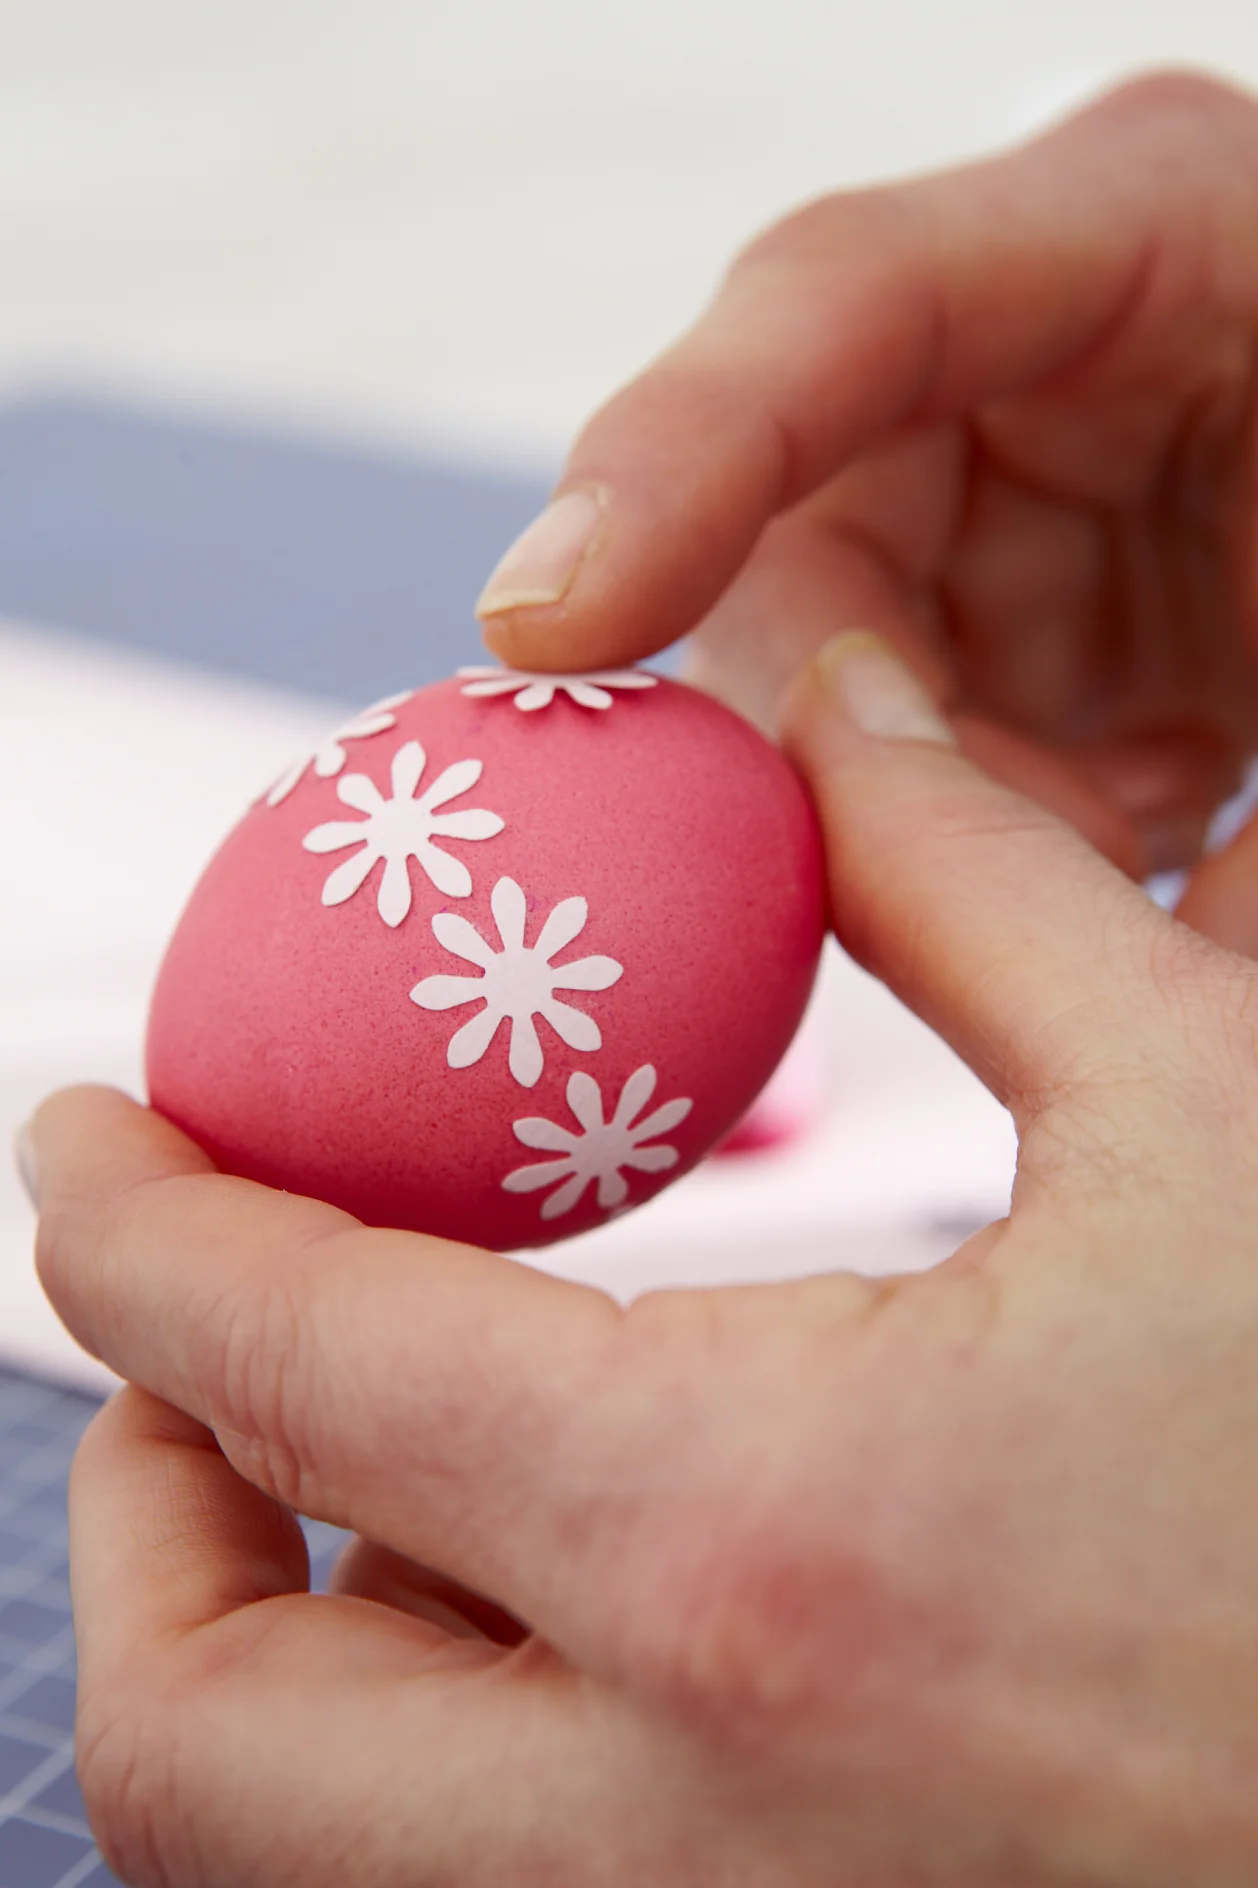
146,667,825,1250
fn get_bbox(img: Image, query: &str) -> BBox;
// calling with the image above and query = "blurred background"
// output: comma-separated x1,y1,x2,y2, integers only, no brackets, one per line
4,0,1258,1388
0,11,1256,1880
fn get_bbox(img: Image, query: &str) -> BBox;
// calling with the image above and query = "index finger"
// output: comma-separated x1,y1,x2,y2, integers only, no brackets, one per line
477,74,1258,673
32,1086,630,1665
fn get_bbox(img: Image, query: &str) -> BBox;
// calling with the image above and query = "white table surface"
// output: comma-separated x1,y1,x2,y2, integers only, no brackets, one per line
3,0,1253,1383
0,619,1016,1389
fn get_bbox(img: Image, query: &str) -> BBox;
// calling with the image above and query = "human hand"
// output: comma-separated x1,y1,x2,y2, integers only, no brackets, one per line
25,631,1258,1886
477,72,1258,880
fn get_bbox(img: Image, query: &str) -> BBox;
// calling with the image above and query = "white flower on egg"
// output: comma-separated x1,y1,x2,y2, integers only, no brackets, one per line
410,876,623,1088
458,666,657,712
503,1064,692,1219
302,740,504,926
265,692,413,806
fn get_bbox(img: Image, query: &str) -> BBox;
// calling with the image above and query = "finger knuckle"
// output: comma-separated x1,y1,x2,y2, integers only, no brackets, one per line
1090,68,1255,135
730,178,924,285
204,1267,333,1517
606,1291,887,1752
76,1678,189,1888
637,1515,890,1757
31,1189,93,1327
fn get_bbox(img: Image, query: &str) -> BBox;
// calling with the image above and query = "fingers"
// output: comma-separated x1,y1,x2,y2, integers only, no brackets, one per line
70,1388,311,1677
778,633,1213,1115
952,715,1146,880
1176,805,1258,955
478,74,1258,673
330,1539,528,1645
70,1388,646,1888
34,1086,626,1654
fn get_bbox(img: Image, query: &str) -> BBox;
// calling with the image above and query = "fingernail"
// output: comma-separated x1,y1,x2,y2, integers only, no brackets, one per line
13,1122,38,1209
815,632,955,746
476,487,608,618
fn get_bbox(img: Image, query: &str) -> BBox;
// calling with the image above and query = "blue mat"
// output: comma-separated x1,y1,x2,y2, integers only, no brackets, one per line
0,1367,347,1887
0,390,552,702
4,391,556,1882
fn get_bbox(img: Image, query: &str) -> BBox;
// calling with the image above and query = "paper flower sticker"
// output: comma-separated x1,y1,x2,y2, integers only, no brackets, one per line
503,1064,693,1219
302,740,504,925
266,692,413,806
458,666,658,712
411,875,623,1087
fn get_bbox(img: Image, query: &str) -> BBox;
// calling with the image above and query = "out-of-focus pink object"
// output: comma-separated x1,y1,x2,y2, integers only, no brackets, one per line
146,670,825,1251
714,1013,829,1155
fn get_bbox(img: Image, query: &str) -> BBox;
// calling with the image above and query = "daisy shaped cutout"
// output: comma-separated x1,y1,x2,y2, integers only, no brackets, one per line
266,692,412,806
503,1065,693,1220
411,876,623,1087
458,666,658,712
303,740,504,927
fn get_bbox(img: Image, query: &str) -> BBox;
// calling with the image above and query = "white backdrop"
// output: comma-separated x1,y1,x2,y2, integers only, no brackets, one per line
0,0,1253,461
1,0,1252,1382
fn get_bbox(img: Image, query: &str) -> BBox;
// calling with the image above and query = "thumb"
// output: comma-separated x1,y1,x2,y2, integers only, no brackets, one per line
779,633,1186,1116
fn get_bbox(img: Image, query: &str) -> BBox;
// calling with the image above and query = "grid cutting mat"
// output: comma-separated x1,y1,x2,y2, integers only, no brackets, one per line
0,1363,346,1888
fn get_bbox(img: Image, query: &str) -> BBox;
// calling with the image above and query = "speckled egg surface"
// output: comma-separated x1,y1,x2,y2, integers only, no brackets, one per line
146,667,826,1250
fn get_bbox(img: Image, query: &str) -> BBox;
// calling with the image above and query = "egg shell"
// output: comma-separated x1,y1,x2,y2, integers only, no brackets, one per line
146,674,825,1250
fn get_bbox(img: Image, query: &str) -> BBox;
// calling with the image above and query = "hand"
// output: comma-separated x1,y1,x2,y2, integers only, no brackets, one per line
27,632,1258,1886
477,72,1258,879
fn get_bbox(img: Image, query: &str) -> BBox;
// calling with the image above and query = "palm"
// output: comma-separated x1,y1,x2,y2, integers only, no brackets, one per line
696,350,1258,867
503,77,1258,875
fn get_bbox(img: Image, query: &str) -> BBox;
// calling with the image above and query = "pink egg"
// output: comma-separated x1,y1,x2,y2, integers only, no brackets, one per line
146,668,825,1250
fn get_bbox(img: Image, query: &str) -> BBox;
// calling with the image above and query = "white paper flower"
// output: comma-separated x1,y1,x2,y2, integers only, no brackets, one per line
410,876,623,1087
302,740,504,926
503,1065,693,1220
266,692,413,806
458,666,658,712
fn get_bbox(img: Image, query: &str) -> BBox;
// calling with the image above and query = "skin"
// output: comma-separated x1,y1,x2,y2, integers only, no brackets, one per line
29,640,1258,1886
484,70,1258,885
21,71,1258,1886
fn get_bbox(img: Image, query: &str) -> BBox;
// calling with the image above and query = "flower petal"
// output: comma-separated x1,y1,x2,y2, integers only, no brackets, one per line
631,1096,693,1142
420,757,483,811
419,843,473,899
512,1116,579,1152
491,877,527,950
543,1000,601,1054
336,773,382,815
320,847,377,907
377,853,413,927
431,912,496,967
589,670,657,691
507,1012,544,1087
448,1005,502,1070
565,681,613,709
410,975,485,1012
428,808,505,841
314,741,346,776
460,674,522,698
612,1064,657,1129
338,713,393,741
534,896,587,961
391,740,427,800
514,682,556,711
503,1157,576,1194
623,1143,680,1175
549,954,623,992
266,757,307,806
303,820,369,854
541,1172,590,1220
357,688,412,716
565,1070,605,1133
596,1167,630,1209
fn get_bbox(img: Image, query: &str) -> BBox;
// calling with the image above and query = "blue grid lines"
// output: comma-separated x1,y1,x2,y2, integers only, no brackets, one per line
0,1366,348,1887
